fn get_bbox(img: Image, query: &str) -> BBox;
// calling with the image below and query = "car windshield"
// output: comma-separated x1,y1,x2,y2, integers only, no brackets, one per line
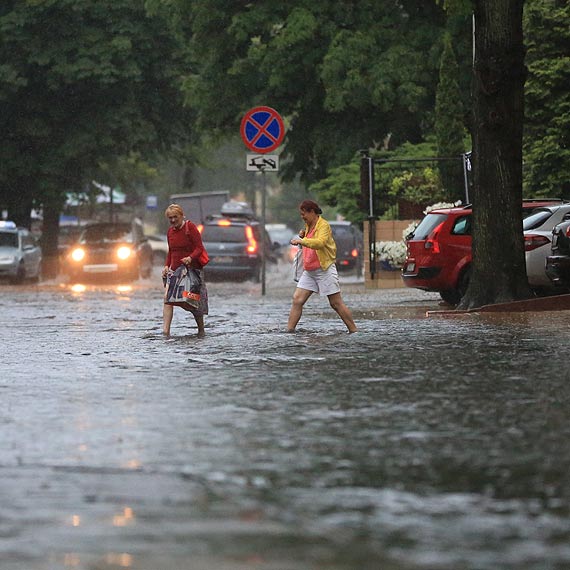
0,231,18,248
330,225,352,237
267,228,293,244
410,213,448,240
522,209,555,231
201,225,247,242
81,224,133,243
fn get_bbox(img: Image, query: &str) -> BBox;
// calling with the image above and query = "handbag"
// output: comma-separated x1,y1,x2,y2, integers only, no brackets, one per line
292,246,304,282
165,265,202,309
185,221,210,267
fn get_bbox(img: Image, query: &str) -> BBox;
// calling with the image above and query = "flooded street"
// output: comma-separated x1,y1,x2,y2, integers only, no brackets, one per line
1,262,570,570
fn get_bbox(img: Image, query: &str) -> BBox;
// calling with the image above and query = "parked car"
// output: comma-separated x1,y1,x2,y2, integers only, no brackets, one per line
402,200,569,305
65,221,153,282
147,234,169,266
329,221,363,273
545,218,570,290
200,203,277,282
0,220,42,283
266,223,295,261
522,204,570,290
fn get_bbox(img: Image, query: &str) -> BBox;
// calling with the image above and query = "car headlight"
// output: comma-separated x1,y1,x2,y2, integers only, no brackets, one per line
117,246,132,260
70,248,85,262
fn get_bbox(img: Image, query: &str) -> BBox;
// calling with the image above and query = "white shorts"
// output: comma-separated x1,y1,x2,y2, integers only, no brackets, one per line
297,264,341,297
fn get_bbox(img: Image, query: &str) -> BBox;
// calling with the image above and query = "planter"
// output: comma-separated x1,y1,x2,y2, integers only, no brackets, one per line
378,259,401,272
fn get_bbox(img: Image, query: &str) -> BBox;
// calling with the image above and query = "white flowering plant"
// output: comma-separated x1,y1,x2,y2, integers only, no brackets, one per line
374,240,407,269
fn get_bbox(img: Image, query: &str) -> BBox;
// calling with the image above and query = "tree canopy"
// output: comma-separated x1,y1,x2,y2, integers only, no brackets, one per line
0,0,193,271
179,0,452,184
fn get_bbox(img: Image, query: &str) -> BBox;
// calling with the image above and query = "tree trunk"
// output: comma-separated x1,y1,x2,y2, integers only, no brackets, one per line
458,0,530,310
41,195,64,279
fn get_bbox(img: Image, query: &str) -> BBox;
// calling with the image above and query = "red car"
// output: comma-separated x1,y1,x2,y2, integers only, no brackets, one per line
402,200,566,305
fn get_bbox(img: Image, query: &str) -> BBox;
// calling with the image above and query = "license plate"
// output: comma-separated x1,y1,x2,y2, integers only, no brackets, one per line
213,256,233,264
84,264,118,273
405,262,416,272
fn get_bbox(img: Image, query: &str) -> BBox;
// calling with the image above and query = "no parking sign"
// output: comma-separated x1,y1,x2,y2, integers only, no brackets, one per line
240,106,285,154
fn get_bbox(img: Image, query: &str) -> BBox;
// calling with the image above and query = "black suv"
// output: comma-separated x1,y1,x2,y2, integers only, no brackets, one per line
329,221,363,273
200,202,276,282
545,216,570,290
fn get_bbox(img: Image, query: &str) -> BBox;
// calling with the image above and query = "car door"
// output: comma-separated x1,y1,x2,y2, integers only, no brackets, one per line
20,230,41,278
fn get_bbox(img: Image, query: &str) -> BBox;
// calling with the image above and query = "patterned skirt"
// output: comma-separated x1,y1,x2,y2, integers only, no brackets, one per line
164,268,209,317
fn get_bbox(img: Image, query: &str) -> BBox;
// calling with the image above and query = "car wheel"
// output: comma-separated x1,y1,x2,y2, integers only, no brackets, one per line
152,250,166,266
439,289,461,306
440,268,471,306
11,263,25,284
251,265,261,283
140,260,153,279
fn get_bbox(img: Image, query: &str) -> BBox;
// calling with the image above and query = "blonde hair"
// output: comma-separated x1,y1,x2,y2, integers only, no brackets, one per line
165,203,184,217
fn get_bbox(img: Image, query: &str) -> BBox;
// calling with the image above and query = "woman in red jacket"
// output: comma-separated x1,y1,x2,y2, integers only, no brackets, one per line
162,204,209,337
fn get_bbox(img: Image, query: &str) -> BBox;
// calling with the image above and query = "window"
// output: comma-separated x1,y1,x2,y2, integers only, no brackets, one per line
0,231,18,248
411,214,448,240
451,215,472,236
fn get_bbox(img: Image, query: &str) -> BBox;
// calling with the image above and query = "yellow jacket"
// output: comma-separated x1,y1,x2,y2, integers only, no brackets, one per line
299,216,336,270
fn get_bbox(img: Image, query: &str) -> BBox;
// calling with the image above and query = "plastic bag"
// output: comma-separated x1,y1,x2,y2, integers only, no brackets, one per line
292,246,303,282
165,265,202,309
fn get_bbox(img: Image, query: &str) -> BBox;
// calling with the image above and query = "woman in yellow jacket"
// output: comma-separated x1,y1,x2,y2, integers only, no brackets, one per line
287,200,357,333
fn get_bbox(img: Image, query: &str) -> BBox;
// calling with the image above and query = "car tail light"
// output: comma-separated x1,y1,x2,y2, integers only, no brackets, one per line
217,219,231,226
524,234,550,251
351,248,358,258
245,226,257,254
424,222,444,253
565,226,570,238
197,224,203,233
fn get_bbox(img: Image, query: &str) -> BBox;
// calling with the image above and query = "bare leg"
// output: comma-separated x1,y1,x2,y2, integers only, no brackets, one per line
195,315,205,338
287,288,313,332
327,292,357,333
163,303,174,336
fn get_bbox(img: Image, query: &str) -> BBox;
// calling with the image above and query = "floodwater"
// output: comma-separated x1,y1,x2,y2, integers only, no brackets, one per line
1,262,570,570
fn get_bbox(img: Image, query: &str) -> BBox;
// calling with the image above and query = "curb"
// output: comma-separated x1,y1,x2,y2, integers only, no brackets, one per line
426,293,570,317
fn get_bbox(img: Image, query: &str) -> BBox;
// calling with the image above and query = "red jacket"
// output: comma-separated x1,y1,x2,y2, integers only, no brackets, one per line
166,221,208,270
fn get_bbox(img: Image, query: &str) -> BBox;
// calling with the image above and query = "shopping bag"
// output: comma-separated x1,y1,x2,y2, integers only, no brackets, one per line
165,265,202,309
292,246,304,282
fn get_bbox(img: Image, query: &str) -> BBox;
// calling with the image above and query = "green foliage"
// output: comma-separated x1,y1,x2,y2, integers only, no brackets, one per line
435,33,467,200
389,167,447,205
523,0,570,198
309,140,449,224
0,0,193,218
177,0,450,184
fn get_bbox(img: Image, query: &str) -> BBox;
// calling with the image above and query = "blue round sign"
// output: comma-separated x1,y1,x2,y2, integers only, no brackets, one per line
240,106,285,153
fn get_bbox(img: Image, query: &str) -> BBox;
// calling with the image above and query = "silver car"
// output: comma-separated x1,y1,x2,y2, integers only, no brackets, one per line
0,221,42,283
523,204,570,290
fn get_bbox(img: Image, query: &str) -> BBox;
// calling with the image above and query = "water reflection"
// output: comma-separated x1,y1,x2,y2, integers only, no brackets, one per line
2,270,570,570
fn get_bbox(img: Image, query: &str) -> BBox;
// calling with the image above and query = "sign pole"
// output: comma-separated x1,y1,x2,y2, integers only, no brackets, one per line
260,170,267,296
240,106,286,297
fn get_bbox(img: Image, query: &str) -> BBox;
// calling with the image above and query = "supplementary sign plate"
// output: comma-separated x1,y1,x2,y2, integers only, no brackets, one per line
246,154,279,172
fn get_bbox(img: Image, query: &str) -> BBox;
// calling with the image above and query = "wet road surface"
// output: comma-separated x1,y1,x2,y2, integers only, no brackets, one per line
1,263,570,570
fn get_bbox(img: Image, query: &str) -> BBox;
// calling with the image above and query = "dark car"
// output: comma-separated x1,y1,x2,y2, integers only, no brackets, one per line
200,205,277,282
329,221,363,273
65,221,153,282
545,217,570,290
